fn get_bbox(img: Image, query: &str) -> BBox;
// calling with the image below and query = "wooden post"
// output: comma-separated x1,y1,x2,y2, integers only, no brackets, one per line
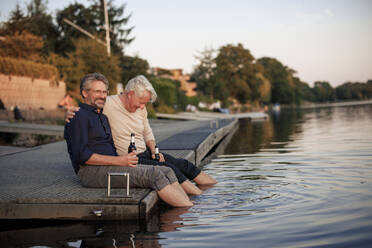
63,18,107,47
103,0,111,57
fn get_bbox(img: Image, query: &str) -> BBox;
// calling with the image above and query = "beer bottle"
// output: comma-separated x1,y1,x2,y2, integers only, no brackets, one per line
128,133,137,153
154,145,160,161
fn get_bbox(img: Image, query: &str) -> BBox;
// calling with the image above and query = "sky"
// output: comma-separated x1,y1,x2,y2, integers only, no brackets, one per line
1,0,371,87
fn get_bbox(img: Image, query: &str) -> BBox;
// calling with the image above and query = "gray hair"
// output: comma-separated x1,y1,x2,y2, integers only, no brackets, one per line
80,73,109,98
125,75,157,103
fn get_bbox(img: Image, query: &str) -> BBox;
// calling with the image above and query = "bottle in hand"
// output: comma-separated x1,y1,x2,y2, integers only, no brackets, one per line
128,133,137,153
154,145,160,161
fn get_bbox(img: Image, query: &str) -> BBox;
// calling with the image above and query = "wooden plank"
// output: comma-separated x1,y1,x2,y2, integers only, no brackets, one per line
199,121,239,166
195,119,238,165
0,203,140,220
139,190,159,220
0,121,63,136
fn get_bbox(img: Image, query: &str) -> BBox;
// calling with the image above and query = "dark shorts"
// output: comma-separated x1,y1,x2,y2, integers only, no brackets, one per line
138,148,201,184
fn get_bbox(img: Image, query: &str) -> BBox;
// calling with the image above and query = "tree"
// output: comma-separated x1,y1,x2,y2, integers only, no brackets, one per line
51,38,121,94
335,82,354,100
26,0,59,55
335,81,372,100
0,4,29,35
364,80,372,98
192,47,230,104
55,3,96,54
56,0,134,55
257,57,295,104
192,44,273,105
214,43,256,103
192,47,217,98
119,55,149,85
312,81,335,102
294,78,314,103
255,72,271,103
0,0,58,56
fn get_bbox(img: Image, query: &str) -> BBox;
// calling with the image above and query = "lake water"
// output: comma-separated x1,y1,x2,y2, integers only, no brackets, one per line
1,105,372,247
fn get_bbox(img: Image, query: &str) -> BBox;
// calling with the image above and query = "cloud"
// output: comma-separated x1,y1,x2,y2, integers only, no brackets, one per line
295,9,334,23
324,9,335,18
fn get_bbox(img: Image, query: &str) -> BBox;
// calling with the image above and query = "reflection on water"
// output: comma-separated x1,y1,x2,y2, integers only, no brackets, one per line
1,105,372,247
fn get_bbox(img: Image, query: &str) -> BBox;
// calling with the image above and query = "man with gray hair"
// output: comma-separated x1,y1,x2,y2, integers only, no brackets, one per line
125,75,158,103
64,73,193,207
68,75,216,195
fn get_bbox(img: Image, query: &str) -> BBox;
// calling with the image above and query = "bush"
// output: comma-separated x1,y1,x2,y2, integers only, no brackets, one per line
156,104,176,114
0,56,59,80
146,104,157,119
150,77,177,107
0,31,43,61
50,38,121,94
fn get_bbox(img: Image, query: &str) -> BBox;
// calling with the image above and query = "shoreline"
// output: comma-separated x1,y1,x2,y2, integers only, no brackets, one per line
282,99,372,110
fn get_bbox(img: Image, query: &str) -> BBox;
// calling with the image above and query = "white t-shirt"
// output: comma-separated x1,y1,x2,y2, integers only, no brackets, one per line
103,94,155,155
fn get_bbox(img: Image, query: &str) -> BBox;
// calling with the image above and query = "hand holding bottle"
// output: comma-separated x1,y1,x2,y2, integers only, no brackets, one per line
152,145,165,162
117,151,138,167
128,133,137,153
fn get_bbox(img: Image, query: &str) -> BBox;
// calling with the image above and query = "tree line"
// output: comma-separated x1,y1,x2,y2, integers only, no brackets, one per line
192,44,372,108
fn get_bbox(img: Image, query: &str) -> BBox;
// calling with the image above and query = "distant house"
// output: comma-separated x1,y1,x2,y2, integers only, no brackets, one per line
149,67,197,97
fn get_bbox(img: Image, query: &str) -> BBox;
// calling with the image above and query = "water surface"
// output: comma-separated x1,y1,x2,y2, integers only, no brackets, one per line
1,105,372,247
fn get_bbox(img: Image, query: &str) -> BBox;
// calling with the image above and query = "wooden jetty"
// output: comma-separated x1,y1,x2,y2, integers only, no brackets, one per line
0,118,243,221
0,120,63,136
156,111,268,121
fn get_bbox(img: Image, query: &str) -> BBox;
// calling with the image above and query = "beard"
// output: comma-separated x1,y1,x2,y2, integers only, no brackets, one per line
94,98,106,109
87,96,106,109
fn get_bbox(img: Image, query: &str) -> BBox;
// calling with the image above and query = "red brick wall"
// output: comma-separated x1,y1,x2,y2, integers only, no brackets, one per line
0,74,66,110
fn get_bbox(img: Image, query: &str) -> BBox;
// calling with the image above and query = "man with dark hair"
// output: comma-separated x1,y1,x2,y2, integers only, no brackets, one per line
64,73,192,207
